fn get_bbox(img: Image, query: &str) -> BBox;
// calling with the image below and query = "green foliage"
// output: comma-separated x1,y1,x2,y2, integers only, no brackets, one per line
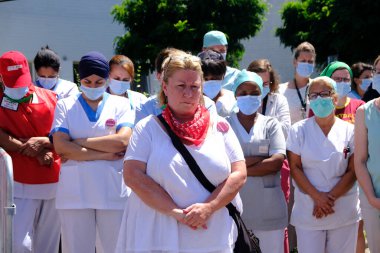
276,0,380,66
112,0,267,75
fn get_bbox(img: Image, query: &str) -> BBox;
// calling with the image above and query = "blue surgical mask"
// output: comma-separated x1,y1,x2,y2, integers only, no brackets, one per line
221,53,227,60
203,80,222,99
37,76,58,90
296,62,314,77
309,97,335,118
335,82,351,98
236,95,262,115
4,86,29,100
262,86,270,98
360,78,372,91
372,74,380,93
109,78,130,95
80,85,107,100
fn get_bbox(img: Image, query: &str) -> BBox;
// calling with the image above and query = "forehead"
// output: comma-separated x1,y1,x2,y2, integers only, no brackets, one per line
256,71,270,81
81,74,105,82
236,81,260,92
309,80,332,92
296,51,315,61
169,69,202,83
110,64,131,77
37,66,58,76
331,69,350,77
208,45,227,53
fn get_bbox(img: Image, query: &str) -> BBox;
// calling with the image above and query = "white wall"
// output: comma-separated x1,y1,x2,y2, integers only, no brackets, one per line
0,0,124,81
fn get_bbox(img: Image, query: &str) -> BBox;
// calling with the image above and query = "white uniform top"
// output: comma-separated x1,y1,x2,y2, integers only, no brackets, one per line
35,78,80,100
259,92,291,138
117,115,244,252
135,94,218,124
228,113,288,231
216,89,236,117
287,117,360,230
126,89,147,111
223,67,240,90
50,93,134,209
279,82,310,125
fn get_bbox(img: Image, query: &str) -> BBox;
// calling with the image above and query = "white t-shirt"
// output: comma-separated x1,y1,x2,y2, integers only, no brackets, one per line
228,113,288,231
279,82,310,125
117,115,244,252
287,117,360,230
50,93,134,209
216,89,236,117
259,92,291,138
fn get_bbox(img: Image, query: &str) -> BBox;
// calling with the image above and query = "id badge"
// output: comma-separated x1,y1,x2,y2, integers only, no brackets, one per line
1,97,18,111
258,139,270,155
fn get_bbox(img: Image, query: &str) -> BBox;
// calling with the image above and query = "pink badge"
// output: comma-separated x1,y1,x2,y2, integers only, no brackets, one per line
105,118,116,128
217,121,229,133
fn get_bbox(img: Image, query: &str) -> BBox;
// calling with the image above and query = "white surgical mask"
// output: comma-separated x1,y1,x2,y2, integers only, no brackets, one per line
109,78,130,95
236,95,262,115
335,82,351,98
4,86,29,100
80,85,107,101
37,76,58,90
296,62,314,77
203,80,222,99
221,53,227,60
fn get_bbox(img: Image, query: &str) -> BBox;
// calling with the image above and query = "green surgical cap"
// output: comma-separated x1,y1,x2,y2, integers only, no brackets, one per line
232,69,263,95
203,31,228,47
320,61,353,79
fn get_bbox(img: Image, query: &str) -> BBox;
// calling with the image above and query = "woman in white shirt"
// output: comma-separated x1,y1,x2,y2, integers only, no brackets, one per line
51,51,134,253
228,69,288,253
287,76,360,253
116,52,246,253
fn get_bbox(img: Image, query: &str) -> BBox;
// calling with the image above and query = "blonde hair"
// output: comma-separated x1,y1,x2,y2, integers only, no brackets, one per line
247,59,280,92
158,52,204,106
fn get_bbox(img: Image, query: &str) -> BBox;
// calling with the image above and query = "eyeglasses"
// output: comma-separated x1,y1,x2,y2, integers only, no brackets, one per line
308,90,334,100
331,76,351,83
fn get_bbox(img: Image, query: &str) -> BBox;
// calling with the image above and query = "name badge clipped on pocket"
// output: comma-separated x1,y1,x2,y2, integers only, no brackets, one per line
1,96,18,111
258,139,270,155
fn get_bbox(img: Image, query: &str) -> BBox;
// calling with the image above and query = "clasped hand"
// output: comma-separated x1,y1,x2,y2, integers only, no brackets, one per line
312,191,336,219
172,203,213,230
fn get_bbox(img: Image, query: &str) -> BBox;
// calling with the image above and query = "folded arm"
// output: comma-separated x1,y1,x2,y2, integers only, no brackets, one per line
245,153,284,177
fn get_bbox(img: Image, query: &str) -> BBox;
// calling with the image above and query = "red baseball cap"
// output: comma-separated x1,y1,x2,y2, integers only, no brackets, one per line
0,51,32,88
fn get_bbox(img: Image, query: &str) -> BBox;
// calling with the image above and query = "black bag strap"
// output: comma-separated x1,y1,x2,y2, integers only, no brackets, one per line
157,114,240,217
261,94,268,115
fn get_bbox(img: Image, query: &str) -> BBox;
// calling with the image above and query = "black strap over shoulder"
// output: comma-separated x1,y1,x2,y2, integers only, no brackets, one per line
157,114,240,216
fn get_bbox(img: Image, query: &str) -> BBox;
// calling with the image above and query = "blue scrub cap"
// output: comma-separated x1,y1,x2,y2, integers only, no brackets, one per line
232,69,263,95
203,31,228,47
78,51,109,80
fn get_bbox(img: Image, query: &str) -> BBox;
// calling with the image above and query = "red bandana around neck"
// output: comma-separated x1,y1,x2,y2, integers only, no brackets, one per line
162,105,210,146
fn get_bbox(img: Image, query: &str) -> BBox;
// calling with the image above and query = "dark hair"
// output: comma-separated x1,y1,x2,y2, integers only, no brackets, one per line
351,62,373,91
33,45,61,72
247,59,280,92
198,50,226,78
155,47,184,74
294,41,316,60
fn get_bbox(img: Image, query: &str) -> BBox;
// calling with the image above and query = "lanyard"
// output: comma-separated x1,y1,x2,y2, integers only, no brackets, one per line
262,94,268,115
294,79,309,111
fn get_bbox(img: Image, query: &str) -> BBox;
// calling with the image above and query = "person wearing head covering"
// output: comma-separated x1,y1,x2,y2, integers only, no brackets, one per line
287,76,360,253
33,46,80,99
0,51,60,253
198,49,236,117
50,51,134,253
202,30,240,90
309,61,365,124
227,70,288,253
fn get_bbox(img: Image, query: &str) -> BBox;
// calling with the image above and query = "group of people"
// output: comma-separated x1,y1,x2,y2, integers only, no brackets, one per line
0,30,380,253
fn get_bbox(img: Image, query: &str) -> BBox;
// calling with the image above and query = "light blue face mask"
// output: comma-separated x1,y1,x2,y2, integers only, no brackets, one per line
360,78,372,91
4,86,29,100
203,80,222,99
37,76,58,90
372,74,380,93
109,78,130,95
261,86,270,98
80,84,107,100
236,95,262,115
335,82,351,98
309,97,335,118
221,52,227,60
296,62,314,77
